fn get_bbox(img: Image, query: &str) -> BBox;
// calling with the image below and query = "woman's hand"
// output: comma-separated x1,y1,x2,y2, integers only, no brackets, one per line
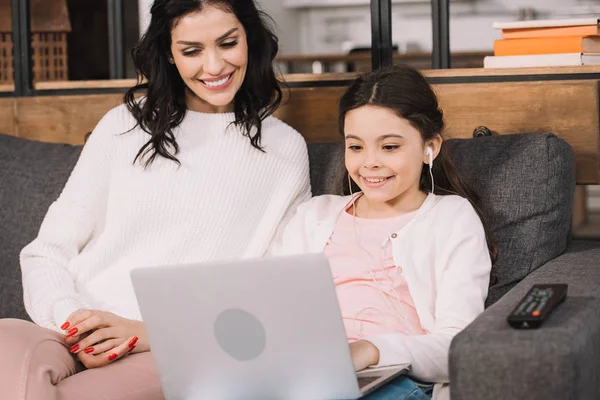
60,309,150,368
350,340,380,372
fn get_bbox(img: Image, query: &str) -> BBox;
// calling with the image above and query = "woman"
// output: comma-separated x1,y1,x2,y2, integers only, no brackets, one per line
0,1,310,399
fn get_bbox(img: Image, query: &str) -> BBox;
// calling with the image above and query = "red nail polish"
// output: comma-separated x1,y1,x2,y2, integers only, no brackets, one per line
129,346,136,352
84,347,94,354
66,327,78,337
128,337,138,347
108,354,118,361
60,322,70,330
69,344,80,353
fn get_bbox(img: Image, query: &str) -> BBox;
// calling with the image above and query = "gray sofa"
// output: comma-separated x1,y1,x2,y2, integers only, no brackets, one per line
1,131,600,399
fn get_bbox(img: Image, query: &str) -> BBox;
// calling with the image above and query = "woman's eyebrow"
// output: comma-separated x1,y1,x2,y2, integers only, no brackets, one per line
216,28,239,42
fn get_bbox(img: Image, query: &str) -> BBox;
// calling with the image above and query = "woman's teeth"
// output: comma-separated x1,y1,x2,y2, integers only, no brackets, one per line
203,74,231,87
365,177,387,183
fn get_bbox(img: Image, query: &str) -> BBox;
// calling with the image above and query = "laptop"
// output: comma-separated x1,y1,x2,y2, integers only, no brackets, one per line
131,253,409,400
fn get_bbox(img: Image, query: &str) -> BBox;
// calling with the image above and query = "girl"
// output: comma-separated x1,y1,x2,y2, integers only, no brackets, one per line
271,65,493,400
0,1,309,399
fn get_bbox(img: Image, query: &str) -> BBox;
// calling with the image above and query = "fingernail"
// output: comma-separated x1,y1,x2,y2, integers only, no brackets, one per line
128,337,138,347
129,345,136,352
69,344,80,353
66,327,78,337
108,353,118,361
84,347,94,354
60,322,70,330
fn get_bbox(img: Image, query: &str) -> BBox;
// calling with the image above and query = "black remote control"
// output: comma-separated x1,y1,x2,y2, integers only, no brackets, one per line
507,284,568,329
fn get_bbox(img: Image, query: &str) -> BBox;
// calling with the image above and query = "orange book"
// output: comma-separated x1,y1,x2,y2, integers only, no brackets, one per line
494,36,600,56
502,25,600,39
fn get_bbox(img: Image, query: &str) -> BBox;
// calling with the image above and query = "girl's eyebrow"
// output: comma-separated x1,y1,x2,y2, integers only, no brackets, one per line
344,134,362,140
378,134,404,140
175,28,239,46
344,134,404,141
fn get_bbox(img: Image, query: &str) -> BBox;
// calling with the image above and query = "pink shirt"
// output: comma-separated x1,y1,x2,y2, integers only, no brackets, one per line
323,199,426,342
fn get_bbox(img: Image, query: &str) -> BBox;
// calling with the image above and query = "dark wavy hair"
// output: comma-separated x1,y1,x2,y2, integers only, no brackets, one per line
124,0,282,167
338,64,496,259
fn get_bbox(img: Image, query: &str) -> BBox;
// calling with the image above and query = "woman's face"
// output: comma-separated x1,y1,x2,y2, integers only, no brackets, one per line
170,5,248,113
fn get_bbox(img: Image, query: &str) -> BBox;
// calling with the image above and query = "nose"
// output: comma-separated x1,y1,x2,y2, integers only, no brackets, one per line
203,49,226,76
363,150,380,169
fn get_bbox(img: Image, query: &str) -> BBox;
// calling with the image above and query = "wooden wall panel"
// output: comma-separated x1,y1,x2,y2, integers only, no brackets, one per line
276,81,600,183
274,87,346,143
436,81,600,184
0,98,16,136
573,185,588,231
14,94,124,144
0,79,598,183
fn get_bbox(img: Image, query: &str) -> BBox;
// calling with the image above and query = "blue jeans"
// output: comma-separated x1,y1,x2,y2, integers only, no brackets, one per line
362,376,433,400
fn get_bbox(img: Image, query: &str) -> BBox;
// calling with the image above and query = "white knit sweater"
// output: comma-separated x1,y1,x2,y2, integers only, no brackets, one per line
20,104,311,332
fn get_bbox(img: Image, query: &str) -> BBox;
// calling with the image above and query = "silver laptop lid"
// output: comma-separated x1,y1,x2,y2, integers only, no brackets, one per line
131,253,362,400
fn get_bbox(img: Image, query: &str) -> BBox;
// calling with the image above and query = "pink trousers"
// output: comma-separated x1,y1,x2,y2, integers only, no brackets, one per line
0,319,165,400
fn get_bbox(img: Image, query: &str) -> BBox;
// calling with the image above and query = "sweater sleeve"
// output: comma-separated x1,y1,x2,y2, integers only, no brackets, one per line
20,109,120,331
266,176,311,254
364,202,492,383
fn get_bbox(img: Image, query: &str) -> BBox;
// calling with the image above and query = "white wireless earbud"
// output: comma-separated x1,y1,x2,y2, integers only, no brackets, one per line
426,146,435,194
426,146,433,167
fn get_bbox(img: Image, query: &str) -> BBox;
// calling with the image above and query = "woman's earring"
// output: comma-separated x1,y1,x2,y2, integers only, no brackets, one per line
168,57,175,64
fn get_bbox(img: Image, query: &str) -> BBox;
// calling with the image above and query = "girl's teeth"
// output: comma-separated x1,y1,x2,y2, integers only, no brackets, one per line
366,178,385,183
204,75,230,87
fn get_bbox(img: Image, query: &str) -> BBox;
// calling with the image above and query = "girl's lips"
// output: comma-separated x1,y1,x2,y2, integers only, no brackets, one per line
361,176,394,188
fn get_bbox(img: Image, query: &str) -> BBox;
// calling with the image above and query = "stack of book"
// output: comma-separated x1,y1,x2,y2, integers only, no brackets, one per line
484,17,600,68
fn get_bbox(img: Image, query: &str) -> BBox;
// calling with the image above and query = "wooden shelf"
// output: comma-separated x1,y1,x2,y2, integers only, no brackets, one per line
276,51,490,63
34,79,137,90
26,65,600,90
423,65,600,78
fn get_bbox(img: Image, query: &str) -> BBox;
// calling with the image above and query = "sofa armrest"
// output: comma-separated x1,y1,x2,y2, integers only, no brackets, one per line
449,241,600,400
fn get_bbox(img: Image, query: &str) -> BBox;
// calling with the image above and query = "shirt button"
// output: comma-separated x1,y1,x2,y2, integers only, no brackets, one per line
391,233,398,239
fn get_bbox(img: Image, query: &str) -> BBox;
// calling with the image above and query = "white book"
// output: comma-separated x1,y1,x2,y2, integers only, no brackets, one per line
483,53,600,68
493,18,600,31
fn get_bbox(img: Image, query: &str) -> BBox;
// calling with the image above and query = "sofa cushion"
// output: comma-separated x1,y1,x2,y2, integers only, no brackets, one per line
0,132,575,320
308,142,345,196
0,133,83,320
446,133,575,305
308,133,576,306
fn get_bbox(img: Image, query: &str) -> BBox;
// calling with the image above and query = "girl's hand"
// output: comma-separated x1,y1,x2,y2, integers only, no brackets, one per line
60,310,150,368
349,340,380,371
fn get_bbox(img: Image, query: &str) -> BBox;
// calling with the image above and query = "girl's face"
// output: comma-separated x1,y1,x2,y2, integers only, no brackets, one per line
344,105,438,214
170,5,248,113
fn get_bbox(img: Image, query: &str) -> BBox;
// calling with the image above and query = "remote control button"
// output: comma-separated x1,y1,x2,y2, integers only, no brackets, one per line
532,310,540,317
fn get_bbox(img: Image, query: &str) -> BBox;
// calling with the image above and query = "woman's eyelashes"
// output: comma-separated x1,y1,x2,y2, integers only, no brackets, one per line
220,40,238,48
181,40,238,57
182,49,200,56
